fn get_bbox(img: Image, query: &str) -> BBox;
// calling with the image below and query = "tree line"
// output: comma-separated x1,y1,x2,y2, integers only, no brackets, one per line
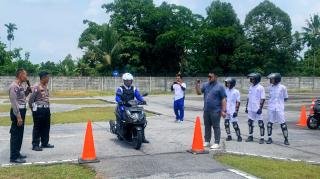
0,0,319,76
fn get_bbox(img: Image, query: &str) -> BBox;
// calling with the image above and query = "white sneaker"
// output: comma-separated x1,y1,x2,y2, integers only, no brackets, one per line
203,142,210,147
210,143,220,150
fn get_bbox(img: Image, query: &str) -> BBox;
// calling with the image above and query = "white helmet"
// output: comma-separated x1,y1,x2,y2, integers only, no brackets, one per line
122,73,133,81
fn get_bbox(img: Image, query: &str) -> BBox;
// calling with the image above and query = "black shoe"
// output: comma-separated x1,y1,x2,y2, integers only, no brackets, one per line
32,146,43,151
10,158,26,163
226,136,232,141
41,144,54,148
284,139,290,145
266,138,273,144
142,138,150,143
19,154,27,159
237,136,242,142
245,136,253,142
259,138,264,144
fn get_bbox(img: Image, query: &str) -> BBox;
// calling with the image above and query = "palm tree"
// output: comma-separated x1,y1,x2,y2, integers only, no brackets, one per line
4,23,18,51
302,14,320,77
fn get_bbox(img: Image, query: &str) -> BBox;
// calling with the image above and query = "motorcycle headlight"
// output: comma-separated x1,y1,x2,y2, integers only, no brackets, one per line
132,113,139,122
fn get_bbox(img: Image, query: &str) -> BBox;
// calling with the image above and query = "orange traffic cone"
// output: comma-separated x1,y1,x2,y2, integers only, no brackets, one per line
79,120,100,163
309,98,316,115
296,106,307,127
187,116,209,154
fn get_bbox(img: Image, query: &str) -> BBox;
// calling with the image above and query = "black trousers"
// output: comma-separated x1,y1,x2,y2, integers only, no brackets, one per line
32,108,51,147
10,108,26,160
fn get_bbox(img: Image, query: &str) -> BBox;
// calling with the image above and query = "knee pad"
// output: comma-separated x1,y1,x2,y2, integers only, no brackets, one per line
232,122,239,130
258,120,264,128
258,120,265,136
280,123,288,138
248,119,253,126
280,123,287,129
224,119,230,127
267,122,273,136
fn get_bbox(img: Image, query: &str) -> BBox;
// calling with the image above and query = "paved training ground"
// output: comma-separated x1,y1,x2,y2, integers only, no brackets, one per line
0,94,320,178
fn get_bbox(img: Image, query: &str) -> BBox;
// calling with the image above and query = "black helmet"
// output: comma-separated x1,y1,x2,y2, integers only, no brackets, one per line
247,73,261,85
267,73,281,84
225,77,236,89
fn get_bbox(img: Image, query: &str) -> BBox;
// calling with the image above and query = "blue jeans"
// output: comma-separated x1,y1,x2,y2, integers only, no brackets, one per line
174,97,185,121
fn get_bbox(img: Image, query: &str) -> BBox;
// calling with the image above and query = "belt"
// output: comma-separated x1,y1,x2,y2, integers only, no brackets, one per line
37,104,50,108
18,104,26,109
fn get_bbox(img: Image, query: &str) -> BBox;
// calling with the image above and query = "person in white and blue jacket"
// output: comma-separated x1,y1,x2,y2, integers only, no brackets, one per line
115,73,149,143
171,73,186,123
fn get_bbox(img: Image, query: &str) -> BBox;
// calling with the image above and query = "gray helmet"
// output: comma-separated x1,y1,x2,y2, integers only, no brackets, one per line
225,77,236,89
247,73,261,85
267,73,281,84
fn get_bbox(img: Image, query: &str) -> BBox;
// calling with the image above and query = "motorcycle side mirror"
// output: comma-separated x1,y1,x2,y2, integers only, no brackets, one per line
142,93,148,97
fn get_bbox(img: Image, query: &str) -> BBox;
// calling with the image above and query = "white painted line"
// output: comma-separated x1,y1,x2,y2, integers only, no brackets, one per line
227,169,258,179
47,161,58,164
226,150,320,165
1,164,13,167
22,163,32,165
0,158,78,167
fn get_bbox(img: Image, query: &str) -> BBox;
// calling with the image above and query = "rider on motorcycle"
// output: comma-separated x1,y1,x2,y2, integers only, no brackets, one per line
115,73,149,143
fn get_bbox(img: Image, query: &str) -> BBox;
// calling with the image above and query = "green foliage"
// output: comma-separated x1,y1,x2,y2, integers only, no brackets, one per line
299,14,320,76
198,0,245,75
4,23,17,51
244,0,295,75
1,1,319,77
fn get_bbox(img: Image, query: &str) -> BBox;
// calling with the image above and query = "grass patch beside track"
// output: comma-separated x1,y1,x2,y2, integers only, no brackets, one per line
0,104,11,113
0,164,96,179
0,107,115,126
0,107,154,126
214,154,320,179
50,99,106,105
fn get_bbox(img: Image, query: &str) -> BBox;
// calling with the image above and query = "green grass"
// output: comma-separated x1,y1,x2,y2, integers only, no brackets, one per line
0,107,115,126
214,154,320,179
0,104,11,113
52,107,115,124
50,99,107,105
0,106,153,126
0,164,96,179
51,90,115,97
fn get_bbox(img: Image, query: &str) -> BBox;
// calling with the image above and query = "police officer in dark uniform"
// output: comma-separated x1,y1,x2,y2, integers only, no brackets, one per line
8,68,32,163
29,71,54,151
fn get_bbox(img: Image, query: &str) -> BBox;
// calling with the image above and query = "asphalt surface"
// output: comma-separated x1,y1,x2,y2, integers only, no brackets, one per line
0,94,319,178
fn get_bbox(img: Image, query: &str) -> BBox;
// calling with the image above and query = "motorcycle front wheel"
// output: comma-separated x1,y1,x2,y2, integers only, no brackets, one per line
132,129,143,150
307,116,318,129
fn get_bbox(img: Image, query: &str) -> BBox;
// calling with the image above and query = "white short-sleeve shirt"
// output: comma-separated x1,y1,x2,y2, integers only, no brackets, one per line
225,88,241,114
248,84,265,112
268,84,288,112
173,83,186,101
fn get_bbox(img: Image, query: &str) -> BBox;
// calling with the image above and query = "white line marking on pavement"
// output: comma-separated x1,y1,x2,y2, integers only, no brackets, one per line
0,159,78,167
226,151,320,165
22,163,32,165
227,169,258,179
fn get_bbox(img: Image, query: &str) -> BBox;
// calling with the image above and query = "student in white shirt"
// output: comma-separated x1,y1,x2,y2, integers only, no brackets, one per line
171,73,186,123
224,77,242,142
245,73,266,144
266,73,289,145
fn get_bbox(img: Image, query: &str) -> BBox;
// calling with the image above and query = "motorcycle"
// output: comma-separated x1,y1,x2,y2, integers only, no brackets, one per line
307,99,320,129
109,95,148,150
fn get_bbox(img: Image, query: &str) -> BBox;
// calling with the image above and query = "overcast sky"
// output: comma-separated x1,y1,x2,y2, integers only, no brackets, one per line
0,0,319,64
